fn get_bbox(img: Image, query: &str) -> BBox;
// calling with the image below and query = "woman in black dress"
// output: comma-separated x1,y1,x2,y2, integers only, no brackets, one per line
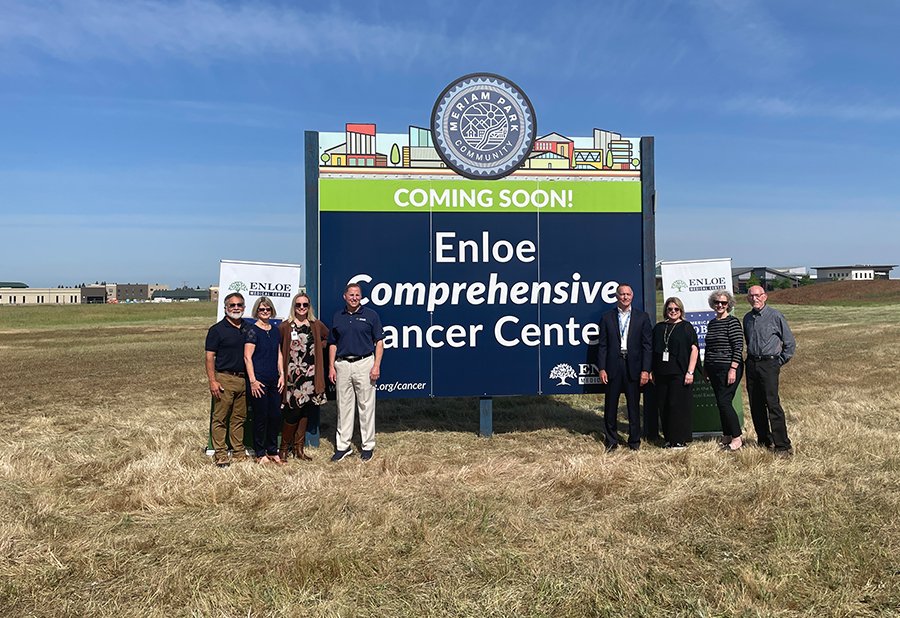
651,297,700,449
704,289,744,451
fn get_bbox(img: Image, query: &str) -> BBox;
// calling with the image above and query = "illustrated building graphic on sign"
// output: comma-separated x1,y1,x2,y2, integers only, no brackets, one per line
319,125,640,174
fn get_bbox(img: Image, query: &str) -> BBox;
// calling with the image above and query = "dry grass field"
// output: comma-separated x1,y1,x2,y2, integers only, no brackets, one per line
1,299,899,617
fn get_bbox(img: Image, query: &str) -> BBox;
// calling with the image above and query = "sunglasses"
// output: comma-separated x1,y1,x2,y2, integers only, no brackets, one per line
257,307,272,313
227,303,244,308
295,302,309,308
713,301,729,306
666,307,681,312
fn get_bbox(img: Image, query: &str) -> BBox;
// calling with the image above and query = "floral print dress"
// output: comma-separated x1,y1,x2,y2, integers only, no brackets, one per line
284,322,316,408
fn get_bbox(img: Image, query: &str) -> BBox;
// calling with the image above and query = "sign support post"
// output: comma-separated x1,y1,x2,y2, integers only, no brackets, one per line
479,397,493,438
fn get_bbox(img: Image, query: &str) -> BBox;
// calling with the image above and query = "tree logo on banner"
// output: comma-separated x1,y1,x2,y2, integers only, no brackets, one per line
431,73,536,180
228,281,248,293
671,279,688,292
549,363,577,386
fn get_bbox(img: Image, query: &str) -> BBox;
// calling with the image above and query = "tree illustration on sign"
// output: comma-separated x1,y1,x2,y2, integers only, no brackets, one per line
229,281,248,292
671,279,687,292
390,143,401,166
550,363,577,386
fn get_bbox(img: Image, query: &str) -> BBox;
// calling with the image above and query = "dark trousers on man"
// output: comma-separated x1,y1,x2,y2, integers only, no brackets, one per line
745,358,791,451
707,363,743,438
604,356,641,450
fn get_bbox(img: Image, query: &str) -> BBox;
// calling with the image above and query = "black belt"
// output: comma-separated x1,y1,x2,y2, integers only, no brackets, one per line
748,355,778,361
218,370,246,377
618,351,628,358
337,353,373,363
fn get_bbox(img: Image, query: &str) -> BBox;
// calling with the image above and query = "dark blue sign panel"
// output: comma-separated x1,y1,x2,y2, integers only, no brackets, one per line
312,168,649,399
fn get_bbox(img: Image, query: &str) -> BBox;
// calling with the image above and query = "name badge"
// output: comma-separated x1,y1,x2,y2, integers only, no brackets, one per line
291,330,299,341
662,351,670,362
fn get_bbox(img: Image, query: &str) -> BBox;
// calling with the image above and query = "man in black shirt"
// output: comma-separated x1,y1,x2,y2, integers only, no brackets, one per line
205,292,250,467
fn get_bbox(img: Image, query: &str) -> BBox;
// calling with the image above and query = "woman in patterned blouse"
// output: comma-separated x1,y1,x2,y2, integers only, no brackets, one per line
277,292,330,461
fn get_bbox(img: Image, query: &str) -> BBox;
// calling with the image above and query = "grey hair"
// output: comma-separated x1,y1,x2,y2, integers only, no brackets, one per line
708,289,735,311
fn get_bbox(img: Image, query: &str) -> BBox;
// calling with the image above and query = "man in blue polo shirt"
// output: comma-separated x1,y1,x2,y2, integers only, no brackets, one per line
328,283,384,462
205,292,251,467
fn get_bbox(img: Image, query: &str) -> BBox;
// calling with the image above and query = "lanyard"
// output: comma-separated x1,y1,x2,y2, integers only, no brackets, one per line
618,311,631,341
663,322,676,352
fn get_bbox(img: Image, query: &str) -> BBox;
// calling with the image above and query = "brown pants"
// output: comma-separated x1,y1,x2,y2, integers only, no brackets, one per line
210,372,247,463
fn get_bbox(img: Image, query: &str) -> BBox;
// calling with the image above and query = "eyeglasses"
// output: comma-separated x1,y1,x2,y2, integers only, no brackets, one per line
713,301,729,306
666,307,681,313
226,303,244,308
257,307,272,313
295,302,309,308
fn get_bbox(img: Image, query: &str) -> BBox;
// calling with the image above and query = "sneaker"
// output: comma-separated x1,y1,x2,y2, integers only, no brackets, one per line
360,449,374,462
330,449,353,462
671,442,688,450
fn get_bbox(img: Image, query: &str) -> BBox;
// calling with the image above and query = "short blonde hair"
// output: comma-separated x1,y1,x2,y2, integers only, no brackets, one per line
252,296,276,319
290,292,317,322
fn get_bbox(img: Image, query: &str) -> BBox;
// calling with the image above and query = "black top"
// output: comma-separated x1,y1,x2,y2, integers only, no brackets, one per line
652,320,700,376
327,305,384,357
245,323,282,382
205,318,249,373
705,315,743,366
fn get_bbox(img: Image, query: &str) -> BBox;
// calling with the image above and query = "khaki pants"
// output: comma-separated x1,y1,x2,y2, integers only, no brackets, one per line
210,372,248,463
335,355,376,451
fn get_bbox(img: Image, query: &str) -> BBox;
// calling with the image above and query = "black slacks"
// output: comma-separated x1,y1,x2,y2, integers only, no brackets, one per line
250,378,283,457
707,363,743,438
745,358,792,450
604,357,642,449
655,373,693,444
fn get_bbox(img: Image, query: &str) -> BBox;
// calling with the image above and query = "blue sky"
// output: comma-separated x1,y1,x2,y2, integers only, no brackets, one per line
1,0,898,287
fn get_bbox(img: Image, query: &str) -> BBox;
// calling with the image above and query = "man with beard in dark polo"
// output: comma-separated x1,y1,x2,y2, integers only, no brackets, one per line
205,292,251,467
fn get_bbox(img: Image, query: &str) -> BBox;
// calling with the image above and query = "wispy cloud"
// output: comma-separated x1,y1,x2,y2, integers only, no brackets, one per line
687,0,803,78
640,92,900,123
720,95,900,122
0,0,553,71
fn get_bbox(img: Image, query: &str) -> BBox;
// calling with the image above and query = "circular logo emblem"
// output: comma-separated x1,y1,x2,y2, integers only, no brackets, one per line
431,73,536,180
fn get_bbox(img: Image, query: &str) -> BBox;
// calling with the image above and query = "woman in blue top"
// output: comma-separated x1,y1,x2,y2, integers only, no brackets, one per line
244,296,285,464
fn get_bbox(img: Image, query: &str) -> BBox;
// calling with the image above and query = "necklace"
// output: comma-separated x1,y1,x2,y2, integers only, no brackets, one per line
663,322,676,352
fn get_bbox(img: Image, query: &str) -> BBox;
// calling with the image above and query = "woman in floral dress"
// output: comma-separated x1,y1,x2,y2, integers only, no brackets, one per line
278,292,329,460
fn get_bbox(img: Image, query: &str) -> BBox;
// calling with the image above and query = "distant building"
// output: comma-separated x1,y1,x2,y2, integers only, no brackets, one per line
148,283,169,298
116,283,149,302
81,285,106,304
152,287,210,302
814,264,897,281
732,267,801,293
0,286,80,305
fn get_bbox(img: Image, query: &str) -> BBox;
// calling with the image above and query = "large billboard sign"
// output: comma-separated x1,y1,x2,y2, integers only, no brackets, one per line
306,74,655,398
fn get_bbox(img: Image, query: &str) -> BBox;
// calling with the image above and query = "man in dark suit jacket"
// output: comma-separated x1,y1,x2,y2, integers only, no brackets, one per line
597,283,652,450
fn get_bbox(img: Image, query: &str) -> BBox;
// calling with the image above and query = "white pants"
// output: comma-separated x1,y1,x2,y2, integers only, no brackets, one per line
335,355,376,451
